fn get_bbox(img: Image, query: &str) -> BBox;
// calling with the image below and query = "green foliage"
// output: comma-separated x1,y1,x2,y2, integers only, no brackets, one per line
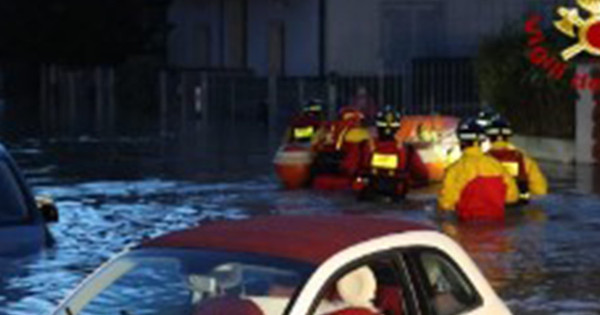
475,24,577,138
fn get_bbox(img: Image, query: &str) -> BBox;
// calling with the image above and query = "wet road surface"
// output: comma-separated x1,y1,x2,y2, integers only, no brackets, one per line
1,125,600,315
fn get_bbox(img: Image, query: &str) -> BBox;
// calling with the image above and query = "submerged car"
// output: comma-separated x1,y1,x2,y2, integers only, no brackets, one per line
0,144,58,255
51,215,511,315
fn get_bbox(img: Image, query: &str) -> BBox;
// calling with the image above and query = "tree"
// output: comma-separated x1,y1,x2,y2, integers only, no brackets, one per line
475,23,577,138
0,0,168,65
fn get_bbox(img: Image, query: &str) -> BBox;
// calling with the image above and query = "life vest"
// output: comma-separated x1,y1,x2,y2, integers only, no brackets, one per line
456,177,507,221
314,119,370,171
289,114,321,143
312,121,370,190
488,148,529,199
368,141,408,178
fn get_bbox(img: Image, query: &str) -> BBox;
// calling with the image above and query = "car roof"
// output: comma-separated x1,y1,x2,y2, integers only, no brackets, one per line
139,215,433,264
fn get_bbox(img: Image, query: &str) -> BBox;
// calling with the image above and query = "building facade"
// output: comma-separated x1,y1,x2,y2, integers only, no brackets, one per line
166,0,565,76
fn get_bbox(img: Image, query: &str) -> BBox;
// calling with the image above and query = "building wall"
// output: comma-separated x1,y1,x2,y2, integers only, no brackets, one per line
167,0,320,75
168,0,221,68
166,0,563,74
326,0,381,75
326,0,562,75
246,0,320,76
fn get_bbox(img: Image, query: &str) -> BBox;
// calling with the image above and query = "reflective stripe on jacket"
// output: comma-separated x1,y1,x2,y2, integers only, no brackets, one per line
287,114,322,143
366,141,429,187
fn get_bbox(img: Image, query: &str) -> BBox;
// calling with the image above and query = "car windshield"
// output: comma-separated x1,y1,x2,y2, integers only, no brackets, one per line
56,249,315,315
0,160,28,223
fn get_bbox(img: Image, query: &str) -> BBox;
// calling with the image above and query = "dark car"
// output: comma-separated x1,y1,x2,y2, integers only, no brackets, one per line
0,144,57,255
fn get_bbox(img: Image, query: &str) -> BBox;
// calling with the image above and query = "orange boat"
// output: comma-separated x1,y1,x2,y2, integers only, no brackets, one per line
396,115,461,182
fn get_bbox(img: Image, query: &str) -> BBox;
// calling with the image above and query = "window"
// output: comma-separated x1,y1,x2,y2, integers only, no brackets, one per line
0,161,28,224
61,249,314,315
411,249,480,315
311,257,410,315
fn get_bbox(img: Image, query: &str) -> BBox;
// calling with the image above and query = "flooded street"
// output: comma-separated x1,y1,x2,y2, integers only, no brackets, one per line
1,125,600,315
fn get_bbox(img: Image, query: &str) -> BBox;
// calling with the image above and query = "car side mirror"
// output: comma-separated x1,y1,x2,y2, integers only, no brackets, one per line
36,196,59,222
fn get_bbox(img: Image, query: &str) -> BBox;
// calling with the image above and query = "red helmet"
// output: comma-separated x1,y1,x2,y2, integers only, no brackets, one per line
339,107,365,122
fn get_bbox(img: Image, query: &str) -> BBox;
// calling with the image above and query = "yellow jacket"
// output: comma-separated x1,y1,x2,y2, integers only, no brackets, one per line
438,146,519,211
312,123,373,150
488,141,548,196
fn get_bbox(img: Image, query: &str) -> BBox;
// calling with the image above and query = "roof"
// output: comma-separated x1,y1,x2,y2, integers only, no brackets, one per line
140,215,433,264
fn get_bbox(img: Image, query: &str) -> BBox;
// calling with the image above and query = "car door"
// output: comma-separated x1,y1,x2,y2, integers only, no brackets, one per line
306,252,421,315
290,232,511,315
0,158,46,255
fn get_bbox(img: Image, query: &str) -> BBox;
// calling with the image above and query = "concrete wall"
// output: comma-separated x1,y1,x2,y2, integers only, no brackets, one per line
512,135,575,164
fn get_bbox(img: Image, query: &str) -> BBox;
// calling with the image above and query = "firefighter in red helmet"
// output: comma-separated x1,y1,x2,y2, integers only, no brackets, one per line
311,107,373,190
353,106,429,201
438,118,519,221
485,116,548,202
284,99,326,144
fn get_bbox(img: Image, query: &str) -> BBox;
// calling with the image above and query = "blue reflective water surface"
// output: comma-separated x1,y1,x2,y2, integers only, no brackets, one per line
1,125,599,315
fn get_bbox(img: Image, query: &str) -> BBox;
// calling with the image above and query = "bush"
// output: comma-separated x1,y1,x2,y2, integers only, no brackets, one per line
475,24,577,139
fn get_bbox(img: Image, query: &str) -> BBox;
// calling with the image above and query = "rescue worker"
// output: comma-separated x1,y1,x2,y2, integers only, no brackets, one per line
438,118,519,221
475,108,498,129
284,99,326,144
311,107,373,190
485,117,548,202
353,106,429,201
474,108,498,152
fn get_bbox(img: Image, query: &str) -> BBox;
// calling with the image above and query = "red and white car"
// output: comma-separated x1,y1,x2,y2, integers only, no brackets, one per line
51,216,512,315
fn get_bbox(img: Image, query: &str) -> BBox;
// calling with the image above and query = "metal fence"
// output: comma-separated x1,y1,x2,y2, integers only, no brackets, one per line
165,58,480,128
35,58,482,137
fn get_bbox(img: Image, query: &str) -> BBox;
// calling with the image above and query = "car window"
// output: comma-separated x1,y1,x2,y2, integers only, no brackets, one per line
79,259,192,315
0,161,28,223
311,257,411,315
58,249,314,315
415,250,480,315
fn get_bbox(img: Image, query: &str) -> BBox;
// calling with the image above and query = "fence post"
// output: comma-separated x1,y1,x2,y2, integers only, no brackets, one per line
402,62,411,114
40,65,48,135
48,64,59,132
58,67,66,134
108,67,116,137
159,70,168,137
180,71,187,131
268,75,278,130
230,78,236,123
298,78,305,108
67,70,77,136
378,70,385,106
201,73,209,124
95,67,105,136
327,75,337,120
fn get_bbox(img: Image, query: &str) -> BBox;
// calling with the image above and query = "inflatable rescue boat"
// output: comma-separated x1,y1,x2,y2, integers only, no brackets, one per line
396,115,461,182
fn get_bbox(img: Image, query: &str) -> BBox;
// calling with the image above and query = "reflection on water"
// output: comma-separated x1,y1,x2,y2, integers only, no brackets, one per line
1,124,600,315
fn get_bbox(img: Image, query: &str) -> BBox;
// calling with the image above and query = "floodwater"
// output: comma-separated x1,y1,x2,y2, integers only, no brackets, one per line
1,123,600,315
